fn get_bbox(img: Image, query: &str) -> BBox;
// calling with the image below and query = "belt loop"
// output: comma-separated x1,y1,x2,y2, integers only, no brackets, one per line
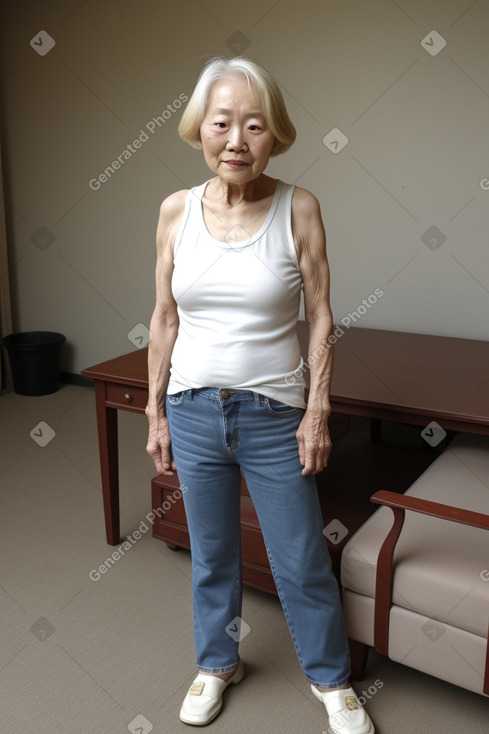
255,392,264,406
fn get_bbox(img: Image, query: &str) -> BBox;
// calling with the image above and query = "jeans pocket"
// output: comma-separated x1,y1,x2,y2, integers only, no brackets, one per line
167,391,187,406
266,398,303,417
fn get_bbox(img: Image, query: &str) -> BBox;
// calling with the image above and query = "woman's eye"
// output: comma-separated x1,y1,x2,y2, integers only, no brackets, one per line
249,124,261,131
215,122,227,128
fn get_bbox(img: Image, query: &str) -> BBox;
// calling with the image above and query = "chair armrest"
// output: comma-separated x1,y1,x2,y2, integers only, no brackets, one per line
371,489,489,531
371,487,489,681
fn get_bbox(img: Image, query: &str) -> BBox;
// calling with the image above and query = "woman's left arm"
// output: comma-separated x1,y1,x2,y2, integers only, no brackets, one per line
292,187,335,476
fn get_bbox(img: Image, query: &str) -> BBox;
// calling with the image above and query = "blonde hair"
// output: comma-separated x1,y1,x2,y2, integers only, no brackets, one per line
178,57,296,157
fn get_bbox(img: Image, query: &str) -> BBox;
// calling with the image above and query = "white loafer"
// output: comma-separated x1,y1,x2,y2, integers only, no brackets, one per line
180,659,244,726
311,685,375,734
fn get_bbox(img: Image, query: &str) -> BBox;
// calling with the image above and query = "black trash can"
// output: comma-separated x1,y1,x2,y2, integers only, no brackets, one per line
3,331,66,396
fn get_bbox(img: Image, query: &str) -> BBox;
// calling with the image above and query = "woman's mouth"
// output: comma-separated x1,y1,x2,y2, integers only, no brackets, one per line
223,160,249,169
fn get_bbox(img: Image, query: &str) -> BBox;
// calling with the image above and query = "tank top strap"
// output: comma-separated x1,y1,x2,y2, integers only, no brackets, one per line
172,183,208,257
273,180,297,267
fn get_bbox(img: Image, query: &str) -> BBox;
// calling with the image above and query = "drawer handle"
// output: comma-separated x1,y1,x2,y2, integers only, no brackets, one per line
124,393,134,403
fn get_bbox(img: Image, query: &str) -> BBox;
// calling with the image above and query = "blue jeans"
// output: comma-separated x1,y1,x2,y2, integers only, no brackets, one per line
166,387,351,687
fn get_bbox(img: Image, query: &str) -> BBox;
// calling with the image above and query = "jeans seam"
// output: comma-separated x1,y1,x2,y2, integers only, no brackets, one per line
265,542,306,672
232,521,242,661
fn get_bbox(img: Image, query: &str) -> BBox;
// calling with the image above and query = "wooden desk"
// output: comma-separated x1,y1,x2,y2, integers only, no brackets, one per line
82,327,489,546
330,328,489,434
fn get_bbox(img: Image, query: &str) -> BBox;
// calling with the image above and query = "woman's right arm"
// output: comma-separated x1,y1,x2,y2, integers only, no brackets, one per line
145,191,187,474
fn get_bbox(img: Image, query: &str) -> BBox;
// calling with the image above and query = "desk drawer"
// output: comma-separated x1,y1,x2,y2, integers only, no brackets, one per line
105,383,147,410
159,486,187,524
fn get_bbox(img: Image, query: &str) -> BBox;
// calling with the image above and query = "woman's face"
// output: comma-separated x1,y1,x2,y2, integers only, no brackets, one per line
199,76,276,185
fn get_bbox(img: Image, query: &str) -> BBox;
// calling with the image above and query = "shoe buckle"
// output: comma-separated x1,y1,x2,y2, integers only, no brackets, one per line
189,681,205,696
344,695,358,710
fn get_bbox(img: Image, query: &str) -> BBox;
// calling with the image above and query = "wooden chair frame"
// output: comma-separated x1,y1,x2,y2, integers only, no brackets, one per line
369,489,489,695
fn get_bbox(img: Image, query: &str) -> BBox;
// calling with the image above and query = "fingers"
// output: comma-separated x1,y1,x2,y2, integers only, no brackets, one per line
146,438,175,476
300,448,330,475
296,411,333,476
158,451,176,475
297,433,331,475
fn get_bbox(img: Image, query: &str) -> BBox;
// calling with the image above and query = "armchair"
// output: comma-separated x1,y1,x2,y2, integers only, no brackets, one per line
341,433,489,696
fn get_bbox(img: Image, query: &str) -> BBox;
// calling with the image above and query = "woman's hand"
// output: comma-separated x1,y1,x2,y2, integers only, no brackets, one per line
296,409,332,475
146,414,177,475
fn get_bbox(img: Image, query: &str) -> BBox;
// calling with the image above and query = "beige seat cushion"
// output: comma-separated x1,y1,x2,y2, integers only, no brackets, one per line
341,433,489,638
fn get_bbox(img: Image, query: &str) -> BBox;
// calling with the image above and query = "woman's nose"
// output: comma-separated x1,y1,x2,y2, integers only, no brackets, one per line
226,128,247,152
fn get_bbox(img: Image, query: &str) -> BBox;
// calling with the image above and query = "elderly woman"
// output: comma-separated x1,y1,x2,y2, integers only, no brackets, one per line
146,57,374,734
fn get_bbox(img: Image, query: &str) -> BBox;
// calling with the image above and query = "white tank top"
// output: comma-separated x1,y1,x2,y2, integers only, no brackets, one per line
167,179,306,408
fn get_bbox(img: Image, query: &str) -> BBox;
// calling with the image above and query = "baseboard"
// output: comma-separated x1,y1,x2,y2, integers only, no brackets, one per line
60,372,94,388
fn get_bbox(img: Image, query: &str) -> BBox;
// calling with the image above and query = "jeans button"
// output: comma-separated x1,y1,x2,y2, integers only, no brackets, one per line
219,389,230,400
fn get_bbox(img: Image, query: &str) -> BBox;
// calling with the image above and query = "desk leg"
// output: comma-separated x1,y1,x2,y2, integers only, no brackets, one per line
94,381,120,545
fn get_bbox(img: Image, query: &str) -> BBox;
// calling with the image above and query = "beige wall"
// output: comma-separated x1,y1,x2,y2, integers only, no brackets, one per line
1,0,488,374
